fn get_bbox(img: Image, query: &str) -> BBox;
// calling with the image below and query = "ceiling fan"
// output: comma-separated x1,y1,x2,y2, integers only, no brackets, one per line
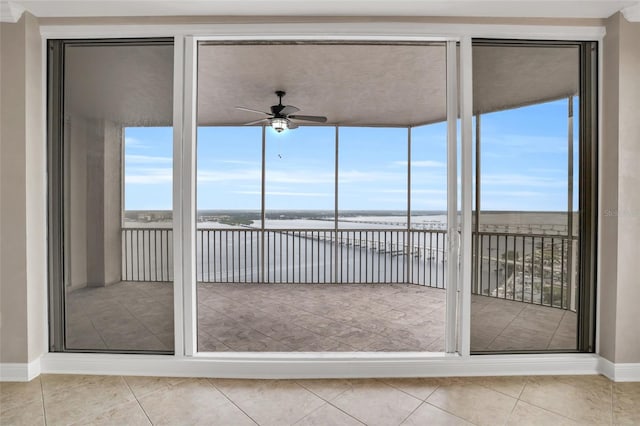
235,91,328,133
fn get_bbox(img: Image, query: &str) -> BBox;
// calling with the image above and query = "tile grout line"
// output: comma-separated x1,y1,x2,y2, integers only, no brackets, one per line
207,379,261,425
545,309,568,350
473,379,527,401
516,375,529,400
376,377,441,402
397,400,427,426
115,298,168,349
610,380,614,425
294,379,351,403
293,400,365,426
122,375,155,425
422,399,483,425
289,401,330,426
481,302,528,350
417,381,490,426
504,391,520,426
88,317,111,350
56,377,148,426
512,398,582,424
39,377,48,426
323,397,372,425
516,377,592,424
294,381,366,425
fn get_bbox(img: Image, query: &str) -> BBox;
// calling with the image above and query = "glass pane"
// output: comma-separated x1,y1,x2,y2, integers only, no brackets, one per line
264,126,335,282
410,122,448,289
337,127,408,284
63,41,174,352
471,43,579,352
196,126,262,289
195,41,448,353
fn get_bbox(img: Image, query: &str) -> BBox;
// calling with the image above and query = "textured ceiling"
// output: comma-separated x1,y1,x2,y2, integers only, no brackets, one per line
65,42,579,128
473,44,579,114
197,43,447,127
65,43,174,127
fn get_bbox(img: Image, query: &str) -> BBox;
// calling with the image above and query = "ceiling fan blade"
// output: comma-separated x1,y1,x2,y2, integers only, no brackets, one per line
288,114,328,123
235,106,271,116
287,121,299,129
244,118,270,126
279,105,300,116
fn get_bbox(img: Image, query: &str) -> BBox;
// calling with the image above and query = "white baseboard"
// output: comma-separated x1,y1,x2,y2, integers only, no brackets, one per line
0,357,41,382
40,352,601,379
9,353,639,382
599,357,640,382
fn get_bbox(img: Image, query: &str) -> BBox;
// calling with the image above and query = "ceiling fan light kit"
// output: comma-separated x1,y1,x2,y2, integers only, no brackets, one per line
236,90,327,133
270,117,289,133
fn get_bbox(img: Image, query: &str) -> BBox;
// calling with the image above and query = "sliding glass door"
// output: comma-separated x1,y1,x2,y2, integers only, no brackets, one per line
48,39,175,353
470,41,597,353
47,36,597,357
193,42,454,352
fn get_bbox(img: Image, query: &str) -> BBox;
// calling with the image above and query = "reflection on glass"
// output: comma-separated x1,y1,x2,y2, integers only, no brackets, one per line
471,44,580,352
410,123,448,288
63,42,174,352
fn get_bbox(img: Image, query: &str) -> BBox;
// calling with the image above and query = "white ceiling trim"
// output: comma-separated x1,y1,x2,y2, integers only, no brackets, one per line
2,0,640,22
39,22,606,41
622,3,640,21
0,1,24,22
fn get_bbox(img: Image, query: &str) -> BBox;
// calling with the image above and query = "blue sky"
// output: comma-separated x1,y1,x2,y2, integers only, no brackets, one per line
124,98,578,212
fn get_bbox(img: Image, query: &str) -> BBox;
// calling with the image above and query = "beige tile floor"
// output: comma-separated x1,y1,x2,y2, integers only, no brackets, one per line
2,374,638,425
66,282,576,353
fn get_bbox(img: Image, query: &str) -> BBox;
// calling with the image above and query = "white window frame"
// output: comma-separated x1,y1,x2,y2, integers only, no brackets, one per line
184,34,462,359
39,22,606,379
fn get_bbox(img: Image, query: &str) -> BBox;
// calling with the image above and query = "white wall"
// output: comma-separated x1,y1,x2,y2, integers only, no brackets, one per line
0,12,46,364
600,13,640,364
612,14,640,363
0,12,639,366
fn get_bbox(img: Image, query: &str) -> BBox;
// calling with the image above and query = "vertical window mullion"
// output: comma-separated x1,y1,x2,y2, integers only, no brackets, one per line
445,39,461,354
179,35,196,356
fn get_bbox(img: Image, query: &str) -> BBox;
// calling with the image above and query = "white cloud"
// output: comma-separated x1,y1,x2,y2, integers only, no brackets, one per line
412,189,447,195
377,189,446,196
482,134,568,154
481,173,565,188
339,170,404,184
198,168,334,185
219,160,259,166
411,198,448,209
124,136,149,149
126,155,172,164
237,191,331,197
198,169,261,182
527,167,565,175
125,167,172,184
269,170,334,184
393,160,446,168
482,190,545,197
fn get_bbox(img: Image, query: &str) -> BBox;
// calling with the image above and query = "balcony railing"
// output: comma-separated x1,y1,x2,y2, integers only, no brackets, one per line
122,227,173,282
122,227,576,310
473,231,577,310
